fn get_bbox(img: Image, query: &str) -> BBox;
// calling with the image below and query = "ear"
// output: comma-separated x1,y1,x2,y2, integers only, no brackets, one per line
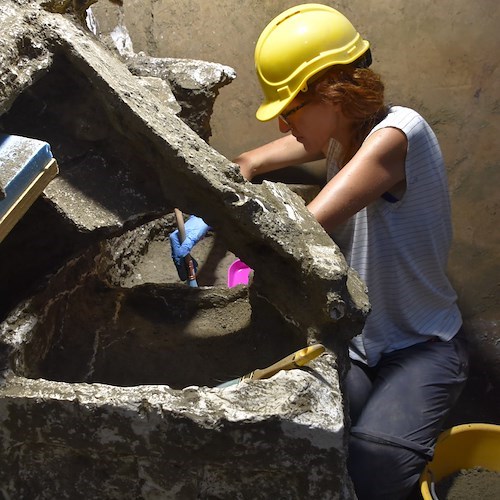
278,116,290,133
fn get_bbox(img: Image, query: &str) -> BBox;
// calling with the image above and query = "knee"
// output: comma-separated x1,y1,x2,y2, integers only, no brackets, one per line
347,434,425,500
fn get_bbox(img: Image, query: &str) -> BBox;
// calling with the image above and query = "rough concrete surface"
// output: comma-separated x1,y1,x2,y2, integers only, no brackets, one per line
0,0,370,342
0,1,366,497
0,217,355,499
0,358,352,500
1,1,497,498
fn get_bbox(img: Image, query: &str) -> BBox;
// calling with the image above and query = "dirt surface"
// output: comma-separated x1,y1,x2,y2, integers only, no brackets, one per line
435,467,500,500
122,229,240,288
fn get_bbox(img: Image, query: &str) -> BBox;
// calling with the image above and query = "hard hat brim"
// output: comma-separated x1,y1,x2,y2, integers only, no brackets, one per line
256,97,296,122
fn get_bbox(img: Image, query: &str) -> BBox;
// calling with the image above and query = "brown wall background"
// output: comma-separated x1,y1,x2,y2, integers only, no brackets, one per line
93,1,499,371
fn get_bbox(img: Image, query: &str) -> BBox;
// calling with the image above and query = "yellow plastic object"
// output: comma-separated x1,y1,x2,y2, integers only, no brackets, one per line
251,344,326,380
420,423,500,499
254,3,370,121
216,344,325,388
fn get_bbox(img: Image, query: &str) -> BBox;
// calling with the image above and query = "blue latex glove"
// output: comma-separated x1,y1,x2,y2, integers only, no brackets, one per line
169,215,210,281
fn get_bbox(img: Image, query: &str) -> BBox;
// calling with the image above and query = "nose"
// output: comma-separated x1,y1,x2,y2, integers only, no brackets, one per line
278,116,291,133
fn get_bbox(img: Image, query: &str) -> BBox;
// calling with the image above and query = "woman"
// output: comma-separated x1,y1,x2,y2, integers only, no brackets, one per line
171,4,468,498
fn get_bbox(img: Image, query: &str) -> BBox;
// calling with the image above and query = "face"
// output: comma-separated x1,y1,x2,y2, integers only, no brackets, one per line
278,96,343,153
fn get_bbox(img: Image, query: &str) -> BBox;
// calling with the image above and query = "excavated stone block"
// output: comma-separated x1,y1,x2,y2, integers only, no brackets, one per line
0,361,354,499
126,55,236,141
0,2,369,497
0,223,354,499
0,0,370,348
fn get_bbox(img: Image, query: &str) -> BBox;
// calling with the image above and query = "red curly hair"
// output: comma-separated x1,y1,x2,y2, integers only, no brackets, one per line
307,66,388,165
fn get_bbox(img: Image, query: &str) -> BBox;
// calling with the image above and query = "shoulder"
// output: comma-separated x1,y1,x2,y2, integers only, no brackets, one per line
383,105,421,121
361,125,407,171
369,106,435,143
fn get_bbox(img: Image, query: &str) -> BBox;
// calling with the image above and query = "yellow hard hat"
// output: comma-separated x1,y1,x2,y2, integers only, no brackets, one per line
255,3,370,121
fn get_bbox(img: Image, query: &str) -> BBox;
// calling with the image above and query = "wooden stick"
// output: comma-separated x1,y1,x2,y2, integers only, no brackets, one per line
174,208,198,287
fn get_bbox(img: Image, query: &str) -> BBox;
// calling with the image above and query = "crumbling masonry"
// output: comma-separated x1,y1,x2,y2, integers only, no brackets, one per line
0,1,370,498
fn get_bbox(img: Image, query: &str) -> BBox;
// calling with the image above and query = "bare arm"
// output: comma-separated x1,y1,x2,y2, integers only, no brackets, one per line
233,134,324,181
307,127,408,232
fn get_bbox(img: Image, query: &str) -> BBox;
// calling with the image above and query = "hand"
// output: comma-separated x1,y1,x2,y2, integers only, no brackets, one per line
169,215,210,280
233,152,255,181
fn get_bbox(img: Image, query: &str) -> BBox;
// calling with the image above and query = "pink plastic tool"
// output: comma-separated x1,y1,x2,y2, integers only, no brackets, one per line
227,259,252,287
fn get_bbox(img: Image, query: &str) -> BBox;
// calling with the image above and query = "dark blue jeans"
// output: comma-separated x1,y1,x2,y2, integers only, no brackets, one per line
344,332,469,500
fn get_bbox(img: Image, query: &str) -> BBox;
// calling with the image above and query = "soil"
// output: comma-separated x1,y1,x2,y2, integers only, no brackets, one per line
434,467,500,500
122,229,238,288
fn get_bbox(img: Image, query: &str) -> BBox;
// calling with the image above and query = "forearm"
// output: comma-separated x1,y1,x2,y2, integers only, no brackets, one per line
234,134,324,180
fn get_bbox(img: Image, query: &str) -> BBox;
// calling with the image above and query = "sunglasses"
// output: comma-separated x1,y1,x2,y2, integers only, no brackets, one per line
279,101,310,126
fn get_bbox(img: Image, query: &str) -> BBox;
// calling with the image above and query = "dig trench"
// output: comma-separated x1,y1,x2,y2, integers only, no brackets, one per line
13,218,305,390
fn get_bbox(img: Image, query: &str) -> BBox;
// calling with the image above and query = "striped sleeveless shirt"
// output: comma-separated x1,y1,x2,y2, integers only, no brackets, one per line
327,106,462,366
